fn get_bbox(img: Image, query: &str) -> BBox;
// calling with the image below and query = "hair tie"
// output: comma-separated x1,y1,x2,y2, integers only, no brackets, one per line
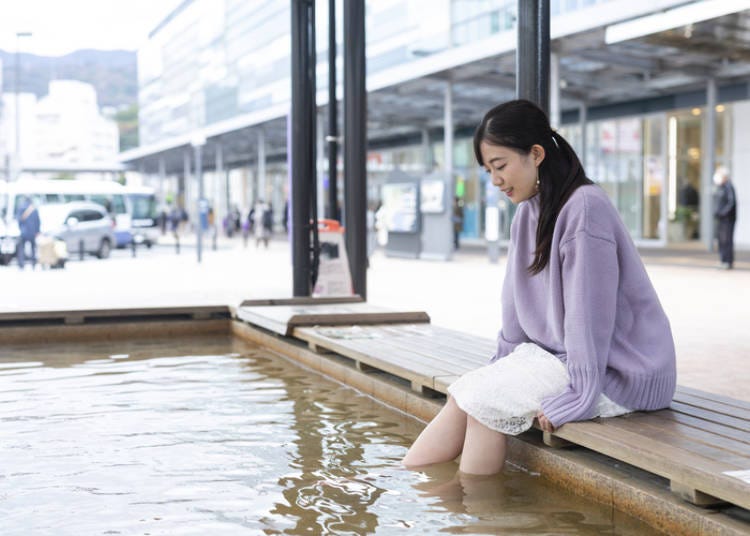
551,131,560,149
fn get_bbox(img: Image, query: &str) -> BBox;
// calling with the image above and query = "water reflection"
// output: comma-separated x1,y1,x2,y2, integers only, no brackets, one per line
0,335,656,535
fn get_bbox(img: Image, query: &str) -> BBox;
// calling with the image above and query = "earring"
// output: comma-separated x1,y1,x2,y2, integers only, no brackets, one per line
536,170,540,192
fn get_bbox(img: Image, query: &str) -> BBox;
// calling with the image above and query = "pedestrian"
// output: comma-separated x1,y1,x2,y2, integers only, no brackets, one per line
402,99,676,476
282,199,289,233
253,200,271,248
15,195,41,270
713,166,737,270
451,196,464,250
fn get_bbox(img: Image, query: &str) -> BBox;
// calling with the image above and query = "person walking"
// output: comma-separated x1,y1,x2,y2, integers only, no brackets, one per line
713,166,737,270
451,197,464,250
253,200,272,248
15,196,41,270
402,100,676,476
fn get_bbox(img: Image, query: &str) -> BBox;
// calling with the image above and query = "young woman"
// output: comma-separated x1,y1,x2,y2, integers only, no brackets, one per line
402,100,676,475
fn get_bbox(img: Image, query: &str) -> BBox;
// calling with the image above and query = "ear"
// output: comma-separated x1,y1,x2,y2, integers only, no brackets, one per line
530,144,546,167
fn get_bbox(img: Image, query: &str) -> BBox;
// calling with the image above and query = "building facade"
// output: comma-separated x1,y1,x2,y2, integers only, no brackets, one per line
123,0,750,249
1,80,120,180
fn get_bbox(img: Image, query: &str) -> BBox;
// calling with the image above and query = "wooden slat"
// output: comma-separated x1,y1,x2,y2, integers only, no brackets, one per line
669,401,749,431
553,420,750,510
238,296,363,307
633,412,750,453
650,409,750,445
236,303,429,335
0,306,230,325
601,415,750,466
676,385,750,411
673,391,750,421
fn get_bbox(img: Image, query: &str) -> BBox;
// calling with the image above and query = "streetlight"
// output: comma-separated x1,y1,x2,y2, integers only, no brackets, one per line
14,31,32,181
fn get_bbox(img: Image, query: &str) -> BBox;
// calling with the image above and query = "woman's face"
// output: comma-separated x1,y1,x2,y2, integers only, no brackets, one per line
479,141,544,204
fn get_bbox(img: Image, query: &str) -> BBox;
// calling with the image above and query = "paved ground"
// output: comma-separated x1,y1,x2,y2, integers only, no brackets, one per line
2,234,748,402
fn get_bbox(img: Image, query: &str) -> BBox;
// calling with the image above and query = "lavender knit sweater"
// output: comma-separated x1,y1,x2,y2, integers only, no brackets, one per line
493,184,676,427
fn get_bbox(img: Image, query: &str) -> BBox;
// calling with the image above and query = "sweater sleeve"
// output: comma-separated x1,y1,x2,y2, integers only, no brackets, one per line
491,242,530,362
540,231,619,427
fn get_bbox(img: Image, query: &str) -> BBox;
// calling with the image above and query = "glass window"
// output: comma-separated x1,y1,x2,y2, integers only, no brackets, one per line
643,116,665,240
130,195,158,219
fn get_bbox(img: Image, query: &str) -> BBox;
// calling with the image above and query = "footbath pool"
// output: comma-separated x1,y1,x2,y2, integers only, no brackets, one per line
0,334,658,535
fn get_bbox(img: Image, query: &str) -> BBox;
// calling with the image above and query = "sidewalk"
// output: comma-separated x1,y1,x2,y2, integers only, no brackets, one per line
2,234,748,403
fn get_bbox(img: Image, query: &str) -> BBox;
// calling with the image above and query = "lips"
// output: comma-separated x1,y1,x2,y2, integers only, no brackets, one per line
502,188,513,196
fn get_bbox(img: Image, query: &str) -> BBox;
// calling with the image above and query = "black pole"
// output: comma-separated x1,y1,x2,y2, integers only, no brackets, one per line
291,0,316,296
343,0,367,300
516,0,550,113
327,0,338,220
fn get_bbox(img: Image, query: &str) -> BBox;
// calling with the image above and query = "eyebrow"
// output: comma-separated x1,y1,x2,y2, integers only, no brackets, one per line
487,156,506,164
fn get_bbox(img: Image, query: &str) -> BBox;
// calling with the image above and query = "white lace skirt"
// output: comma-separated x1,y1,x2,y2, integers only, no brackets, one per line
447,343,631,435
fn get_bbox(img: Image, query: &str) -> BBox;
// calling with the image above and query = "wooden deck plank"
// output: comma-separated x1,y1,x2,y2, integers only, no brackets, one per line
669,401,749,431
553,420,750,510
239,296,363,307
601,415,750,465
293,328,458,390
676,385,750,411
633,412,750,452
673,391,750,421
236,303,429,335
298,325,488,372
650,409,750,445
374,324,495,357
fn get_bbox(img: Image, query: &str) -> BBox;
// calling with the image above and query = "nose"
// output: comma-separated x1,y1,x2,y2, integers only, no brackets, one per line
491,174,504,187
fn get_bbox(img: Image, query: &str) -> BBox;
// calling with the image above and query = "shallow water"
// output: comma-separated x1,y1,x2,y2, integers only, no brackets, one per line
0,335,658,535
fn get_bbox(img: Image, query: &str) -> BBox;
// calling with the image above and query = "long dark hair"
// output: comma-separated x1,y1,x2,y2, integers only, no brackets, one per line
473,99,592,274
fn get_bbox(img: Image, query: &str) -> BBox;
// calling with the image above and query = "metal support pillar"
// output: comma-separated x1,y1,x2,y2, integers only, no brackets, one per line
516,0,550,112
257,129,266,202
444,82,454,184
158,157,166,201
422,128,432,172
327,0,339,220
182,149,191,213
215,142,224,248
579,103,588,169
701,78,717,250
291,0,316,296
344,0,367,299
193,139,205,263
317,112,326,220
550,52,561,128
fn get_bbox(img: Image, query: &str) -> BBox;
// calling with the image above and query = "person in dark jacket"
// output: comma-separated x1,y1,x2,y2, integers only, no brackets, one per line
15,196,41,270
713,166,737,270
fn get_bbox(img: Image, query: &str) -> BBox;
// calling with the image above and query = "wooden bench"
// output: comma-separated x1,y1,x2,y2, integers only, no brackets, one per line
289,322,750,512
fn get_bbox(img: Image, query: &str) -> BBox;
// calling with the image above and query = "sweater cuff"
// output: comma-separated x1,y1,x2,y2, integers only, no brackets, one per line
541,367,601,428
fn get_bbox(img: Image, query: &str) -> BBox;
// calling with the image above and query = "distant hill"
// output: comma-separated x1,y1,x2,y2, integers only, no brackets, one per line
0,49,137,109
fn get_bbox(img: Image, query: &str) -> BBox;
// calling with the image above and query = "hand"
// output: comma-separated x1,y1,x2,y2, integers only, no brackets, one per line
536,411,555,433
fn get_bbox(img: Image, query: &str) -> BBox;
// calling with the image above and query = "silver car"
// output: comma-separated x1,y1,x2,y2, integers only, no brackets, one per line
39,202,116,259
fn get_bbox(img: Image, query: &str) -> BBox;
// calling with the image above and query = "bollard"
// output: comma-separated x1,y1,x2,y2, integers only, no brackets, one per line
212,230,217,251
174,234,180,255
79,239,84,261
131,239,137,258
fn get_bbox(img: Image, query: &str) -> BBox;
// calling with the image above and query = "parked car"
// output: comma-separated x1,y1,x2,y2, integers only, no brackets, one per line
38,202,116,259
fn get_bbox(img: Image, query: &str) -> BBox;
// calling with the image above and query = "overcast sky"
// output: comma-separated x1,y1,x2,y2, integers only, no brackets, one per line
0,0,183,56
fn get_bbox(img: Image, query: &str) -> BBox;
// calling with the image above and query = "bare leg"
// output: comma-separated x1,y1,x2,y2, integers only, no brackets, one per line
458,416,506,475
402,397,467,467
